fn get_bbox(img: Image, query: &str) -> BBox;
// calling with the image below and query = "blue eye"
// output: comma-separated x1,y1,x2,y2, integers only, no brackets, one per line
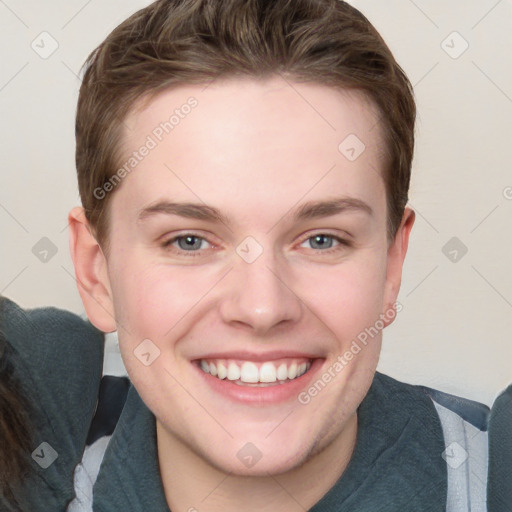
305,234,337,250
162,232,350,257
163,234,210,255
300,234,350,254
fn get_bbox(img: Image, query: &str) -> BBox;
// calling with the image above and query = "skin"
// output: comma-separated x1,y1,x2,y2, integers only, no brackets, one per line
69,76,414,511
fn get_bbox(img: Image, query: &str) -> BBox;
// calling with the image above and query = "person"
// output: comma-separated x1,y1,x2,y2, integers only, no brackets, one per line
0,296,104,511
0,0,508,510
487,383,512,511
0,321,34,511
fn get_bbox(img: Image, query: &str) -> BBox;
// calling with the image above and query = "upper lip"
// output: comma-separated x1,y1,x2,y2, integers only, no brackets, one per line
192,350,322,362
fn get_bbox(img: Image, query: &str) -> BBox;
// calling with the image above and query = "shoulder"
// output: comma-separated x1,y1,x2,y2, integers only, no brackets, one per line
487,383,512,512
374,372,491,512
0,295,104,363
0,296,105,510
0,294,105,429
372,371,490,430
0,296,104,392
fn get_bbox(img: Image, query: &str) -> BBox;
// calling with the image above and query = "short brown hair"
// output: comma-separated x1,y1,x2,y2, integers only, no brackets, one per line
76,0,415,248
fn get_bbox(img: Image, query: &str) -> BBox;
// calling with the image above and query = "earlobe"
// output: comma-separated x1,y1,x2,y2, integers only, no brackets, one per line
68,207,117,333
382,207,415,327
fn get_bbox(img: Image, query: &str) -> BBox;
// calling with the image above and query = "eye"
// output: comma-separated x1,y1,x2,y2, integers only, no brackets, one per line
161,232,351,258
299,233,350,254
162,234,212,256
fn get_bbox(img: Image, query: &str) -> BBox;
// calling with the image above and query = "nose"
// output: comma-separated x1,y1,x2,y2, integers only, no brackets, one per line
219,247,303,335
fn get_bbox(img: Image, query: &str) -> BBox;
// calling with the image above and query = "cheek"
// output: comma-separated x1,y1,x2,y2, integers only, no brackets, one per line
108,261,195,389
294,252,388,341
110,264,182,337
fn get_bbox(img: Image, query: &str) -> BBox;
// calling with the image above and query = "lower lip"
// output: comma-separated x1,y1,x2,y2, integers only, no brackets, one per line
193,358,325,405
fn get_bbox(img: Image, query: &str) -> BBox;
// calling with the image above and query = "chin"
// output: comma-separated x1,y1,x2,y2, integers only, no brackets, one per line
196,433,315,477
211,449,309,477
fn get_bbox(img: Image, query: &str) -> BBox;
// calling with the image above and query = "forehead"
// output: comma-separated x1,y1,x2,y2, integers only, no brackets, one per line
114,77,387,227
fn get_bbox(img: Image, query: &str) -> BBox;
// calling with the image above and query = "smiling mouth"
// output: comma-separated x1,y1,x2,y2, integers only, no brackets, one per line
196,358,314,387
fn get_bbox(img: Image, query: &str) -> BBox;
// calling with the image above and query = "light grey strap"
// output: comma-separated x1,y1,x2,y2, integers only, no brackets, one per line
67,435,112,512
433,401,488,512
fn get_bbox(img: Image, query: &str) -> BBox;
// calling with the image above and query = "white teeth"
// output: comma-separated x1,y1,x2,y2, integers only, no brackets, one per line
276,363,288,381
227,362,241,381
217,361,227,379
240,362,259,383
288,362,297,380
259,362,277,383
199,359,313,384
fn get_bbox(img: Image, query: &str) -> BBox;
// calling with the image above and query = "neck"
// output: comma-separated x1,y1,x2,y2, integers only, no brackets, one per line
157,413,358,512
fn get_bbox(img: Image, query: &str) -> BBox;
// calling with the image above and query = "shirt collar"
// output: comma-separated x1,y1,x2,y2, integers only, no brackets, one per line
93,386,170,511
310,371,447,511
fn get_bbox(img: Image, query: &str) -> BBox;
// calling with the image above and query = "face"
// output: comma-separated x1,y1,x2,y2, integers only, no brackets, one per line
76,76,412,476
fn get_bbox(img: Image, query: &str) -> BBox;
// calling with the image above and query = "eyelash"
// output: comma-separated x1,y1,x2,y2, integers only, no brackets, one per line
161,232,351,257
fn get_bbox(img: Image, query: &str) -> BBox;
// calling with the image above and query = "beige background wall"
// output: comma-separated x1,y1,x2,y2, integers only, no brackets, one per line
0,0,510,406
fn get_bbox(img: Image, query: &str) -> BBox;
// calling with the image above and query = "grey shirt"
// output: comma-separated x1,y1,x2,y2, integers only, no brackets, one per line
92,372,448,511
0,296,104,511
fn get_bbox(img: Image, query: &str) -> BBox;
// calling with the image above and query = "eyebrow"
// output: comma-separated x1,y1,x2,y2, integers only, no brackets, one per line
137,196,373,226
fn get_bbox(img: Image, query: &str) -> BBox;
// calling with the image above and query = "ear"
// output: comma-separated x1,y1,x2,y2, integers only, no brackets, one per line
68,207,117,333
381,207,415,327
